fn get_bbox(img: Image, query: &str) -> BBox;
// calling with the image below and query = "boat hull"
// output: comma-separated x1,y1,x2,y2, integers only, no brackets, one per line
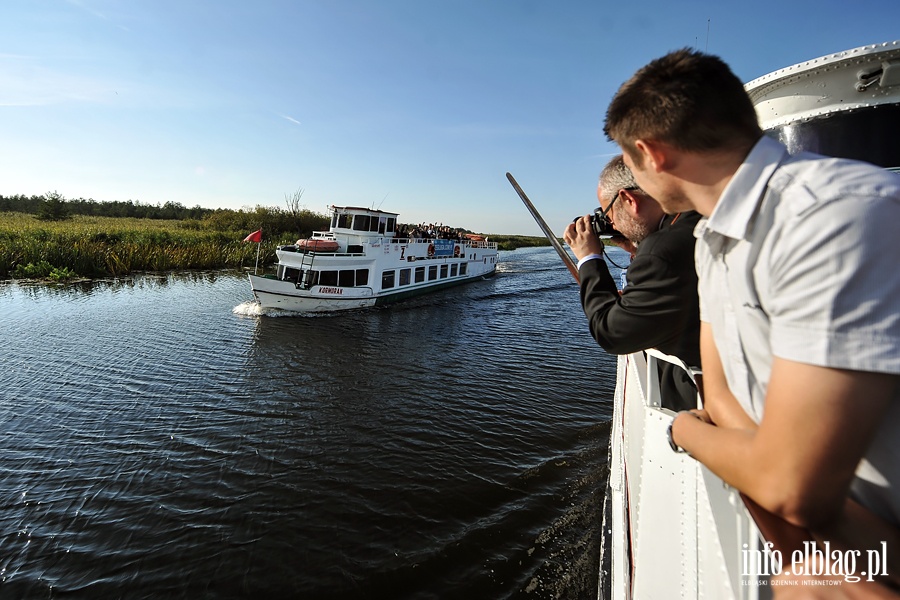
605,351,765,599
249,268,496,313
248,274,377,312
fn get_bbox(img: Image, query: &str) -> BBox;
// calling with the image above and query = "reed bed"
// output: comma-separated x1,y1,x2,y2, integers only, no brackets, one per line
0,213,282,279
0,212,560,280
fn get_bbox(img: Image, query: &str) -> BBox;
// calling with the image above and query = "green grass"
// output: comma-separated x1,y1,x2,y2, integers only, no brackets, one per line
488,234,616,251
0,212,588,280
0,213,281,279
487,234,552,251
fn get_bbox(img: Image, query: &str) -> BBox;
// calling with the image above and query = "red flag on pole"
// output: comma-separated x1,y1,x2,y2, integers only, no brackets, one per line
243,229,262,243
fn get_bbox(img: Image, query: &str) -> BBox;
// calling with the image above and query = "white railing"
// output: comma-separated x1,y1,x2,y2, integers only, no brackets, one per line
604,350,770,600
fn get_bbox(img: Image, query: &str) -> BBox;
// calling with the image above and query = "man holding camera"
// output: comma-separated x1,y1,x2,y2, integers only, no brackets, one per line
564,154,702,411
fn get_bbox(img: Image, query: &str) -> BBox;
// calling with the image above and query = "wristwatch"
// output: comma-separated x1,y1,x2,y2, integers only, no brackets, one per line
667,417,686,453
667,411,700,453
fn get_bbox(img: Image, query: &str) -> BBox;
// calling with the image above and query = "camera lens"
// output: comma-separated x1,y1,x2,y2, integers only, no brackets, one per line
588,208,622,238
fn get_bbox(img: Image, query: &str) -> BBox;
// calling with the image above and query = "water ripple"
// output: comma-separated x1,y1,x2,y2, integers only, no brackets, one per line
0,255,615,598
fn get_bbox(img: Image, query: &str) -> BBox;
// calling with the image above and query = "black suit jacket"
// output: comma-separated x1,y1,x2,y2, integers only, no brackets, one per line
579,211,702,409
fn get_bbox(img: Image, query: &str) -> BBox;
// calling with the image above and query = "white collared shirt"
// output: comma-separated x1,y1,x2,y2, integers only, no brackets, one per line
695,135,900,525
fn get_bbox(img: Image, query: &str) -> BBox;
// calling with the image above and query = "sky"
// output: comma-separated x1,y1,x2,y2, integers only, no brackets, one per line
1,1,898,236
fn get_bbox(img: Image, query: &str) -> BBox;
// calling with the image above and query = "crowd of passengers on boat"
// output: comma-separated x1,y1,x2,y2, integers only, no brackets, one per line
395,223,478,242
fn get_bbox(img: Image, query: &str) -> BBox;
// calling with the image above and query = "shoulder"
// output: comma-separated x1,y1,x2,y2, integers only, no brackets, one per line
771,155,900,215
636,211,701,257
761,160,900,250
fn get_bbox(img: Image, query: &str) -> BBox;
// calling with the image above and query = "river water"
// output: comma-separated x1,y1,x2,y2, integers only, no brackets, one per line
0,246,621,599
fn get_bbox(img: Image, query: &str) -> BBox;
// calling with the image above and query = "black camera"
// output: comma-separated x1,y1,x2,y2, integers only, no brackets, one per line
575,207,622,238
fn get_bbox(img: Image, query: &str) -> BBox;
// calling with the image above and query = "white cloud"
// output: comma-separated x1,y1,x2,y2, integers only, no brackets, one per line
279,114,302,126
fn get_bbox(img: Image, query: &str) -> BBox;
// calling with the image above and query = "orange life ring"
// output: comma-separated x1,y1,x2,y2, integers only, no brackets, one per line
427,243,435,257
454,245,461,257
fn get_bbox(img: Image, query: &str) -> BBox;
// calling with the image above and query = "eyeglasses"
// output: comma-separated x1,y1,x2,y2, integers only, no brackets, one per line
601,186,639,219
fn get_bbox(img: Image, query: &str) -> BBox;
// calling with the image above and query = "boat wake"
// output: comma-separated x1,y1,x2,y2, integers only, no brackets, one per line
476,283,571,301
232,300,290,317
232,300,268,317
498,265,569,275
232,300,331,318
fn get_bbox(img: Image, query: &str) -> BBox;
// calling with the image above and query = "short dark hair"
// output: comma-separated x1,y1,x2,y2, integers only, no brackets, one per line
604,48,762,155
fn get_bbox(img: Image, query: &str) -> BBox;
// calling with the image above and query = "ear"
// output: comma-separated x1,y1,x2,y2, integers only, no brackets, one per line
634,139,670,172
619,188,640,211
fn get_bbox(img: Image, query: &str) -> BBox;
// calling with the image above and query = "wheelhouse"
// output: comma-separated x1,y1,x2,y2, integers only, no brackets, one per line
330,207,398,236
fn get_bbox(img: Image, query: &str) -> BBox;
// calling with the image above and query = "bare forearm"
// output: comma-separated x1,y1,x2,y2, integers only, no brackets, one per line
672,413,759,494
683,357,897,529
677,414,851,528
703,389,757,430
814,499,900,586
673,416,900,583
698,322,756,429
672,412,830,527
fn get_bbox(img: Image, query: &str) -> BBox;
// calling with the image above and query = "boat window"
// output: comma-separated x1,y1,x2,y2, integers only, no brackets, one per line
303,270,319,288
460,263,467,276
339,270,355,287
428,266,437,281
353,215,370,231
355,269,369,286
382,270,395,289
283,267,302,282
450,264,458,277
319,271,338,286
440,265,448,279
373,217,383,233
414,266,425,283
399,268,411,286
336,214,352,229
387,217,395,232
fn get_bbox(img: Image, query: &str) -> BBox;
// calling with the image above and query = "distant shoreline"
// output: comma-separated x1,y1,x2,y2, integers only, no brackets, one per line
0,212,561,281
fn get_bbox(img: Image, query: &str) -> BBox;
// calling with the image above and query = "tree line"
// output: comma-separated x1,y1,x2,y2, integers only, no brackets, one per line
0,191,331,239
0,192,214,220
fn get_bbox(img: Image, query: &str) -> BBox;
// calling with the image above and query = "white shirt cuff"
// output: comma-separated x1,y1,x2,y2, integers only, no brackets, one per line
576,253,604,270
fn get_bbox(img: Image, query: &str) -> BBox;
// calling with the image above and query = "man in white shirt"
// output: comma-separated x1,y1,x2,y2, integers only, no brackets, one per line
603,48,900,591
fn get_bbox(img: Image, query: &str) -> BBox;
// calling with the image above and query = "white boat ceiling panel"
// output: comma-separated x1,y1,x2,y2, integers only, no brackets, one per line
746,40,900,130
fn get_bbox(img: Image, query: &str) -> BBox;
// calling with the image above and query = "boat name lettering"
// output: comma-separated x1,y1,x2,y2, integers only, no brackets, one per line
319,287,343,295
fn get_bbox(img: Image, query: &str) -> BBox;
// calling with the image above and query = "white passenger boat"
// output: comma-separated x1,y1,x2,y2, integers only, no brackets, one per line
248,205,499,312
603,40,900,599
